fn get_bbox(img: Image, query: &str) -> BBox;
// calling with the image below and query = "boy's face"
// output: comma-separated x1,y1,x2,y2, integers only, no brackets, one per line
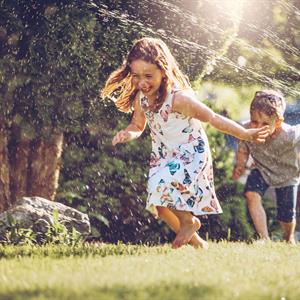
250,110,281,137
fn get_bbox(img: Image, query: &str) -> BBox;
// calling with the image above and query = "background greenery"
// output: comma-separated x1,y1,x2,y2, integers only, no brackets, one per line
1,0,299,244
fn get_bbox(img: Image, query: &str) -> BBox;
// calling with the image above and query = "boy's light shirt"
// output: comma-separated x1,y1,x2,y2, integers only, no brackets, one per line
239,122,300,187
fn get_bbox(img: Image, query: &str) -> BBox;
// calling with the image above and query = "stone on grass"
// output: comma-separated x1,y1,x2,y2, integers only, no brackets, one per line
0,197,90,236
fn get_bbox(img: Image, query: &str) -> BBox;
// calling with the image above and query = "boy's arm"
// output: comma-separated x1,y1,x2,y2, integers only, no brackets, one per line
112,94,147,146
293,124,300,146
232,142,250,180
293,124,300,160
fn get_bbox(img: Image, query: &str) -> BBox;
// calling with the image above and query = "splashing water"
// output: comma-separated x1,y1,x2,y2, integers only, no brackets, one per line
90,0,300,98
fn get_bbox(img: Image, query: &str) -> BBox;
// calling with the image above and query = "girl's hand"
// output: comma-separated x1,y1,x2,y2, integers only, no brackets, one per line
112,130,131,146
246,126,270,143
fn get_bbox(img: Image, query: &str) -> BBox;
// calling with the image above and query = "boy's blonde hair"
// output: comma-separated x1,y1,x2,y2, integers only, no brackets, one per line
250,90,286,120
101,37,190,113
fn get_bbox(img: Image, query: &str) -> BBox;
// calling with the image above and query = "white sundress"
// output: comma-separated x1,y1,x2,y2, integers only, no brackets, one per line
141,88,222,216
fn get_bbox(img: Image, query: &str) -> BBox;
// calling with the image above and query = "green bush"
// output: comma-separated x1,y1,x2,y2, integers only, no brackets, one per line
57,99,272,243
57,101,169,244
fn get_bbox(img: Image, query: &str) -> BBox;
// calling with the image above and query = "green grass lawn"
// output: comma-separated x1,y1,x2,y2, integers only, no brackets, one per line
0,242,299,300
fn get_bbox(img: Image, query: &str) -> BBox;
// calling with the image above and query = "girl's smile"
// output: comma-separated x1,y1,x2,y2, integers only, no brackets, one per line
130,59,164,101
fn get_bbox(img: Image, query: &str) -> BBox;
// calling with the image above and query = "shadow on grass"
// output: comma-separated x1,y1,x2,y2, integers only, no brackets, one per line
0,283,216,300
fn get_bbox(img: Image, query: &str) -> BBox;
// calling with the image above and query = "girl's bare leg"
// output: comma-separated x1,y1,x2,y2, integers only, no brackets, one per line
156,206,208,249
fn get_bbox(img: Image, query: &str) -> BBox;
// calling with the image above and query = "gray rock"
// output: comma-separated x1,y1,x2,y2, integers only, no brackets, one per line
0,197,90,236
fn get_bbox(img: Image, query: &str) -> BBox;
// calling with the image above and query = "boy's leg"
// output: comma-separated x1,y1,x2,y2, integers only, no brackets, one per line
279,220,296,244
245,191,270,240
244,169,270,240
156,206,208,249
275,185,297,244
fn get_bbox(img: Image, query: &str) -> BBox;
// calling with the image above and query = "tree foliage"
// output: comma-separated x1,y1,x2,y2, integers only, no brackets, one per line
0,0,101,137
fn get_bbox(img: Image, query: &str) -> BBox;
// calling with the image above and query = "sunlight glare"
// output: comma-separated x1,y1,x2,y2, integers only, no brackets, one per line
217,0,245,21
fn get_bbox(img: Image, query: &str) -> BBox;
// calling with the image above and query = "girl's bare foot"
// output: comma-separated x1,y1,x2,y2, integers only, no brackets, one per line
190,236,209,250
253,237,271,245
172,217,201,249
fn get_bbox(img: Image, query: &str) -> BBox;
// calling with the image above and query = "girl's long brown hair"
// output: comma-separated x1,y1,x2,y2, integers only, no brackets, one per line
101,37,190,113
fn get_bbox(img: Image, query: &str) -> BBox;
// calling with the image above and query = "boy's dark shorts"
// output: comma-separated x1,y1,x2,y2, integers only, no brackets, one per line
244,169,297,223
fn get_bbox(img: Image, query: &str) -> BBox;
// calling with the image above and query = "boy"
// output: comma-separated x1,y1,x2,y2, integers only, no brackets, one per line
232,90,300,244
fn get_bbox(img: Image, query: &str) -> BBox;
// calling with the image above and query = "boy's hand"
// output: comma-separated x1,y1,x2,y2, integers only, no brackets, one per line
232,165,246,180
247,126,270,143
112,130,131,146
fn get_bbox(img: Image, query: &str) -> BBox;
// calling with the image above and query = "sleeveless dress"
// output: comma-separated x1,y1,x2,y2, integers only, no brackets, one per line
141,88,223,216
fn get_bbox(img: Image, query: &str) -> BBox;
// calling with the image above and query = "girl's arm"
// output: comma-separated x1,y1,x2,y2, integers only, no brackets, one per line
173,91,270,143
112,93,147,146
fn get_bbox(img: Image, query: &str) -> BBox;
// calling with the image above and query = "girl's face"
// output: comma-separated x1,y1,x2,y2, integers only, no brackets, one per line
250,110,280,136
131,59,164,100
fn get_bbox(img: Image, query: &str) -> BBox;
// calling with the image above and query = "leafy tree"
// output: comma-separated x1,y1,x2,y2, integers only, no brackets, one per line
0,0,103,209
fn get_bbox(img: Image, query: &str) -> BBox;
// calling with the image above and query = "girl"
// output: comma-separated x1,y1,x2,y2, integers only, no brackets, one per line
102,37,270,249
